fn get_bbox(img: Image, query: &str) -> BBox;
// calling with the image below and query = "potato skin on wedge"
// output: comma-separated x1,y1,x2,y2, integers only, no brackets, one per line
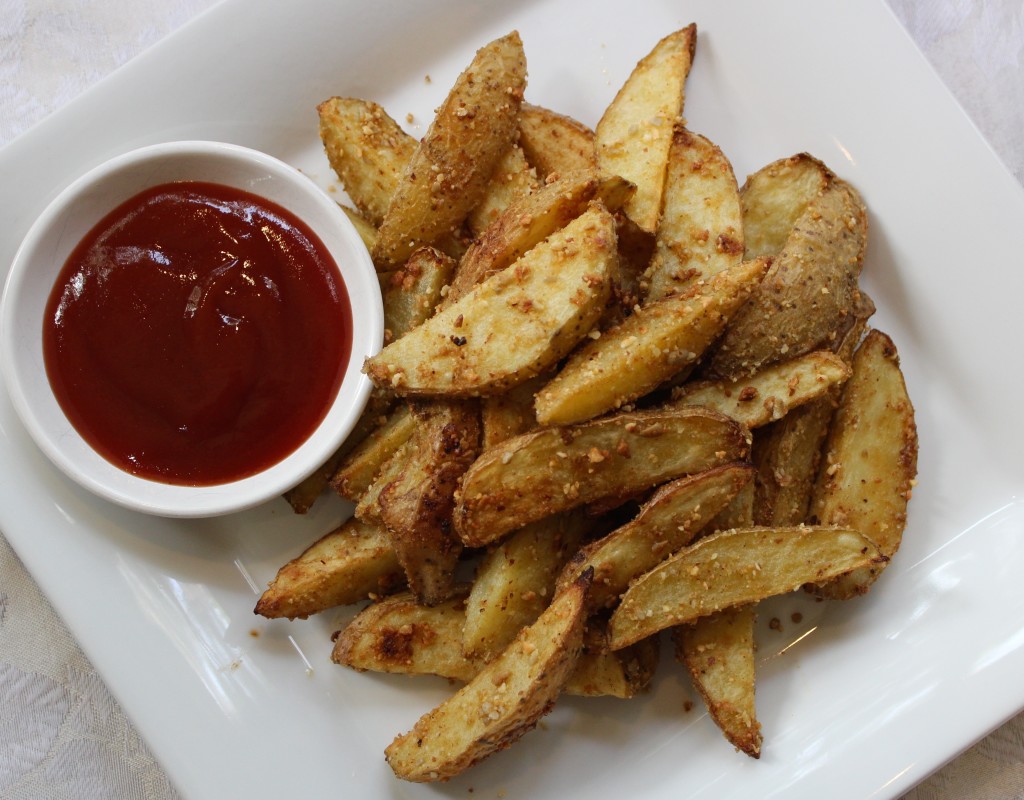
384,570,592,782
454,406,751,548
708,171,869,380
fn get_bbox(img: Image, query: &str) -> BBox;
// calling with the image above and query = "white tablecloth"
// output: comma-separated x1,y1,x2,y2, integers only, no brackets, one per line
2,1,1023,797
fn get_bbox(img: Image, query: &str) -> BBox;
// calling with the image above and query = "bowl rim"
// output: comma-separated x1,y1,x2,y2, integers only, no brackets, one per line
0,140,382,517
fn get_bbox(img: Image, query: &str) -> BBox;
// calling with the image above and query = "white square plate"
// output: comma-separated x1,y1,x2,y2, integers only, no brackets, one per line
2,1,1023,798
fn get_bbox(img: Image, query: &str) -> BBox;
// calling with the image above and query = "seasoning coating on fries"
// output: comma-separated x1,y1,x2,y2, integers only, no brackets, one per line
263,19,921,779
608,526,885,648
454,407,751,548
372,32,527,268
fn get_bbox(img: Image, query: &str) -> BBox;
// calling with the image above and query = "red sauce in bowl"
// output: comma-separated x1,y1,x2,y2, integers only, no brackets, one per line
43,181,351,486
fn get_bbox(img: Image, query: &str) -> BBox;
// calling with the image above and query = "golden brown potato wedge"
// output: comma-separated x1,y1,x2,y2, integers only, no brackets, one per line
645,127,743,301
558,463,755,609
330,403,416,502
365,205,617,397
808,330,918,598
448,171,633,305
318,97,417,227
255,518,403,620
381,246,455,345
707,173,868,379
463,511,588,659
466,144,538,236
669,351,851,430
454,406,751,548
333,586,478,680
608,526,884,648
518,103,596,178
372,32,527,268
383,570,591,781
377,400,481,605
334,586,654,699
535,257,769,425
740,153,833,259
595,24,697,233
675,605,761,758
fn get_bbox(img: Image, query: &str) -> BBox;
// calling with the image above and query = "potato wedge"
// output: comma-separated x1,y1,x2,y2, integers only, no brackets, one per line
365,205,617,397
330,403,416,502
380,246,455,345
378,400,481,605
333,586,479,680
454,406,751,548
595,24,697,233
518,103,596,179
372,32,527,268
808,330,918,598
318,97,417,227
466,144,538,236
384,570,591,782
463,511,588,659
740,153,833,259
608,526,884,648
255,518,403,620
558,463,755,609
448,171,633,305
675,605,761,758
707,175,868,379
334,585,653,699
535,257,769,425
669,351,851,429
645,127,743,301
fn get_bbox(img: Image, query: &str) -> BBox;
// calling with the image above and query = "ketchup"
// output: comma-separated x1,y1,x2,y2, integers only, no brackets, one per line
43,181,352,486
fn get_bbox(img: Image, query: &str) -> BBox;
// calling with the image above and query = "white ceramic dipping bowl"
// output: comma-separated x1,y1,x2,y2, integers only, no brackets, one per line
0,141,382,517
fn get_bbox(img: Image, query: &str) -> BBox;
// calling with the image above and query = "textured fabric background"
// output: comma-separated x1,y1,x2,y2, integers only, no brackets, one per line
2,1,1023,798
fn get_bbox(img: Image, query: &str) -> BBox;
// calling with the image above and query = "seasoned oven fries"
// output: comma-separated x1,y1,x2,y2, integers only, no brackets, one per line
608,526,885,649
259,20,919,781
372,32,527,268
383,571,590,782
